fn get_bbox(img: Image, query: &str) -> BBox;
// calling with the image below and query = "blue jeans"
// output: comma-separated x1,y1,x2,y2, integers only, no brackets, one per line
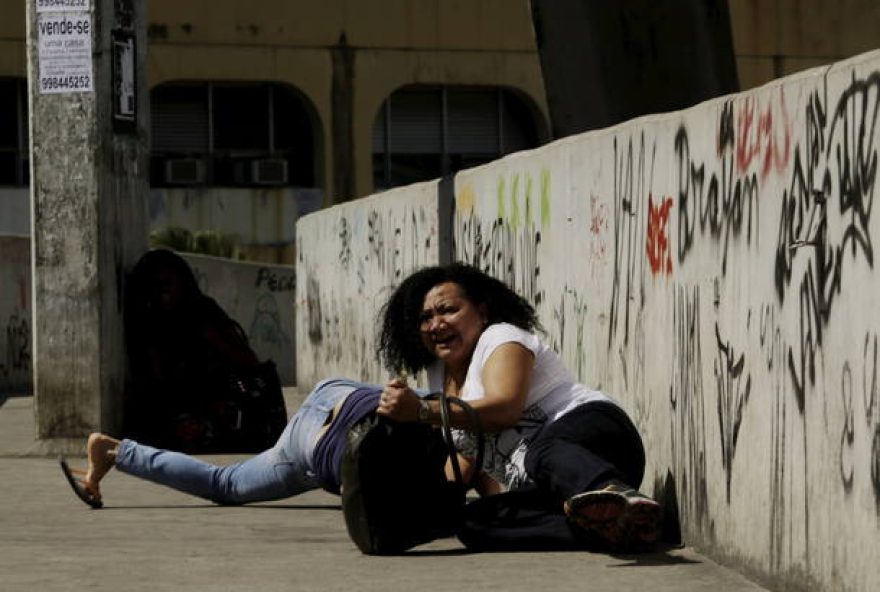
115,378,380,505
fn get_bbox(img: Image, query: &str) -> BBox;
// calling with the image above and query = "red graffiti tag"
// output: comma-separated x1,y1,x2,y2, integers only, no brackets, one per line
646,194,674,276
589,194,609,279
735,88,791,182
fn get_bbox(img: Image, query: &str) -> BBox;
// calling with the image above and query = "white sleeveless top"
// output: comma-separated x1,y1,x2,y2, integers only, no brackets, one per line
426,322,617,490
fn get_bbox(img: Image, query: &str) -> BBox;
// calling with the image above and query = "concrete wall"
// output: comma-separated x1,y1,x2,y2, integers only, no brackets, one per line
2,187,323,264
0,236,31,394
295,180,443,390
149,186,324,261
180,253,296,385
0,245,296,395
296,49,880,591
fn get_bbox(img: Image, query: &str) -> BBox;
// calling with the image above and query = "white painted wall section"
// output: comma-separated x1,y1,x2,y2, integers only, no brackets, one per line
296,50,880,592
295,180,442,390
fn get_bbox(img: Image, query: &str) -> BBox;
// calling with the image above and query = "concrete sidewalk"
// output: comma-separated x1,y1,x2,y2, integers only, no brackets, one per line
0,393,770,592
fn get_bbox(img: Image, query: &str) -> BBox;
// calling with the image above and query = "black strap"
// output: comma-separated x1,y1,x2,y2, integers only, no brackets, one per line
433,391,485,491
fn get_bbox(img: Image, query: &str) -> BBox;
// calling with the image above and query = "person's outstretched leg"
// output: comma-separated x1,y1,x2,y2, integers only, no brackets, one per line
113,438,306,504
98,378,379,506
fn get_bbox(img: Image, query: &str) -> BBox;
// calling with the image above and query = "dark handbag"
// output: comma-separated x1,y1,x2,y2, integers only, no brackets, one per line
211,360,289,452
340,391,484,555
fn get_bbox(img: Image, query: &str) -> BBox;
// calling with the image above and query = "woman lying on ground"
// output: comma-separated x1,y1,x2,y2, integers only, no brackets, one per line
60,378,391,509
374,263,662,552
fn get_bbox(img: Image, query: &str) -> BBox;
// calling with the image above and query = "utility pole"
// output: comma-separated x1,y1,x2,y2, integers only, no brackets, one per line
26,0,148,452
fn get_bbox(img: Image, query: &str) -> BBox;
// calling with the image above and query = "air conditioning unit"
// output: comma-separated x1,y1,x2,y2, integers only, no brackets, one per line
164,158,206,185
251,158,288,185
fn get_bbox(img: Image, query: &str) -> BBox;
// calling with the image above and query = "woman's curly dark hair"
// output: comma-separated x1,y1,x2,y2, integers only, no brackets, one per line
377,263,540,374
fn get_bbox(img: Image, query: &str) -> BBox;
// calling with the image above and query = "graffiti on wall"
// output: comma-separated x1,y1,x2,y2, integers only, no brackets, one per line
588,193,610,279
670,285,714,541
300,201,437,384
775,72,879,409
454,171,548,308
367,207,436,288
248,293,292,366
604,133,655,402
646,193,674,276
676,119,760,274
608,133,650,351
0,312,31,384
731,89,793,182
714,323,752,503
838,333,880,512
549,286,590,381
864,335,880,512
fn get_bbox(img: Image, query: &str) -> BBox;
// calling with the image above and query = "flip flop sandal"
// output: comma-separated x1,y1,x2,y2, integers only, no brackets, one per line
59,457,103,509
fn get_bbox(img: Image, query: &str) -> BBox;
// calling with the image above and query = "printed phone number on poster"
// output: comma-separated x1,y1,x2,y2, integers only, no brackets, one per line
41,75,91,91
37,0,88,9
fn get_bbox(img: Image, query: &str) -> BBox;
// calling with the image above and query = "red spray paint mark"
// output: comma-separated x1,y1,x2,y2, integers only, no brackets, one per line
646,194,674,276
589,194,609,279
735,88,791,182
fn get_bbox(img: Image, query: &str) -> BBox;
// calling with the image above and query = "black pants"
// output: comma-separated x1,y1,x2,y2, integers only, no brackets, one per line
459,402,646,551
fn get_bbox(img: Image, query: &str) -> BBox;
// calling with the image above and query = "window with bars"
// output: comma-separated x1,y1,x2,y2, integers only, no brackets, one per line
0,78,29,187
150,82,316,188
372,86,540,190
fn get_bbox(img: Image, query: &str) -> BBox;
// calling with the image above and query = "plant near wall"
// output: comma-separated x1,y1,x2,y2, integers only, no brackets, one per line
150,226,243,260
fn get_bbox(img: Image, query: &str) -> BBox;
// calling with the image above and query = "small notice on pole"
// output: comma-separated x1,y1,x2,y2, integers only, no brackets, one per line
36,0,93,94
112,30,137,132
36,0,89,12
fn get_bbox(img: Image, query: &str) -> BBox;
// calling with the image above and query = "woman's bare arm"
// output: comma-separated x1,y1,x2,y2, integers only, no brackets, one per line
378,341,534,432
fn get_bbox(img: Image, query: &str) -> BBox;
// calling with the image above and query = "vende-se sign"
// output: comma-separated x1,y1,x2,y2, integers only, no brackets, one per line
37,14,94,94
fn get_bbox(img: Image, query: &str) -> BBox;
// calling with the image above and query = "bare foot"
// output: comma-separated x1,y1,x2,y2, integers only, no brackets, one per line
84,433,119,501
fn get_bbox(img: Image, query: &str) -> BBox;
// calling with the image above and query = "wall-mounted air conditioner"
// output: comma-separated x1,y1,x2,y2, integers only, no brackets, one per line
251,158,288,185
164,158,206,185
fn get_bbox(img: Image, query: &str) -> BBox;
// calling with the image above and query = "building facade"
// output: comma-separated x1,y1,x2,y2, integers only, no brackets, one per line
2,0,880,261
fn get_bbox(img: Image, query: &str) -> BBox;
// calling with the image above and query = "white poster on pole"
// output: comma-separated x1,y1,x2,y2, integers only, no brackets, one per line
37,13,94,94
35,0,90,13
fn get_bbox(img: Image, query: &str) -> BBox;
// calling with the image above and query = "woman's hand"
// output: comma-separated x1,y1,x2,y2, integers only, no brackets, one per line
376,377,421,422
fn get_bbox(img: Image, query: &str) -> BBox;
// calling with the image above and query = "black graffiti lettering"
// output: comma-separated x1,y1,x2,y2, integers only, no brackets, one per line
675,127,759,273
255,268,295,292
864,334,878,427
714,324,752,503
670,286,713,537
840,362,856,493
454,209,543,307
338,217,351,270
367,210,385,275
871,424,880,514
718,101,735,154
305,273,323,344
608,134,651,350
363,207,432,286
775,73,878,403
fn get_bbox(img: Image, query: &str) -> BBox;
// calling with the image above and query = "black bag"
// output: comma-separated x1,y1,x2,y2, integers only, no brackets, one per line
212,360,289,452
340,392,484,555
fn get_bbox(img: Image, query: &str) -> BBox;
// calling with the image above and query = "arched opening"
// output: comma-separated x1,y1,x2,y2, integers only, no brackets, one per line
150,81,319,188
372,85,543,190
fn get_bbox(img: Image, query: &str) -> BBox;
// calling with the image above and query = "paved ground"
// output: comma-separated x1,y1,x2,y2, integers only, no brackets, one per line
0,392,770,592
